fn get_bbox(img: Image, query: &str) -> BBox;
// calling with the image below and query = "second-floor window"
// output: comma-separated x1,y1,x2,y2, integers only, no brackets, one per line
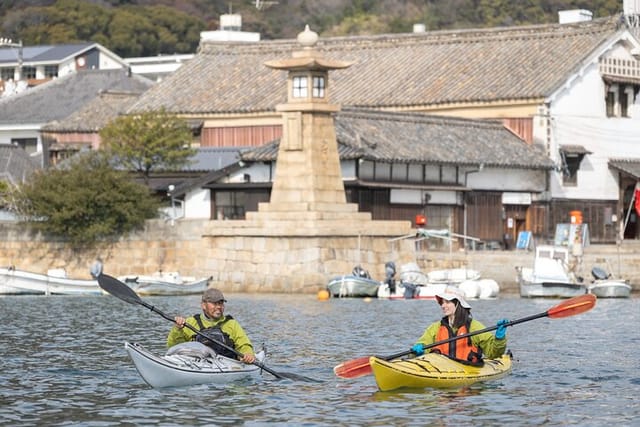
606,83,638,118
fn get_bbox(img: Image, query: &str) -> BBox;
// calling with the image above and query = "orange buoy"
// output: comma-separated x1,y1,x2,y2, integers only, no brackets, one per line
317,289,330,301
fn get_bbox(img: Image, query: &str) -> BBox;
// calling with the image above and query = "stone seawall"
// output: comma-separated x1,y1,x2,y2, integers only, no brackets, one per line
0,220,638,294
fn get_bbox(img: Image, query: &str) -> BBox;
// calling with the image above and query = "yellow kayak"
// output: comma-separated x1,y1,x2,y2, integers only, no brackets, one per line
369,353,512,391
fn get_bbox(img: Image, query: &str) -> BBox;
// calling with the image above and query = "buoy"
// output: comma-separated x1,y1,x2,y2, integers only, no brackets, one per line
317,289,330,301
363,297,372,303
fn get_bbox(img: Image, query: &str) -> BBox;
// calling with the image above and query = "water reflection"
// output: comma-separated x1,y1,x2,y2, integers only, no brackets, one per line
0,294,638,426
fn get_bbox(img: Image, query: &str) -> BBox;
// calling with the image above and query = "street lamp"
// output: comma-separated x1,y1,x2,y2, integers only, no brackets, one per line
0,38,23,81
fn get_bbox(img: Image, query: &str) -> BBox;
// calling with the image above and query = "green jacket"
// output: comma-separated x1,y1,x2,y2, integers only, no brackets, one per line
416,318,506,359
166,314,254,357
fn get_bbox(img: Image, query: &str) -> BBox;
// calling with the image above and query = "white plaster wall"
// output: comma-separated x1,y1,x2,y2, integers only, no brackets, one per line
546,51,640,200
0,128,41,151
184,188,210,219
467,168,546,191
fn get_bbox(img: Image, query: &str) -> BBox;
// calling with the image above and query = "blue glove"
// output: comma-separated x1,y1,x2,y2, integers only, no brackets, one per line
411,343,424,356
495,319,509,340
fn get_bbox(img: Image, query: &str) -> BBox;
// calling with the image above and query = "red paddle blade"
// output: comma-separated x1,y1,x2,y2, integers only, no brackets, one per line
547,294,596,318
334,356,373,379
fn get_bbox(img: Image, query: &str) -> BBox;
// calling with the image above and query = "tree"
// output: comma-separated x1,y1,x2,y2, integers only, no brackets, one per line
99,109,196,183
8,151,161,247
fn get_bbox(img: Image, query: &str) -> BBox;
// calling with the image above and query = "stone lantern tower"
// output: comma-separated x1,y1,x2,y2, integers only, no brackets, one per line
259,25,354,215
202,26,413,292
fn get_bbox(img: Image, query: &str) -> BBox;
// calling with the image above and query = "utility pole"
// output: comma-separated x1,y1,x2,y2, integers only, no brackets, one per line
0,38,23,81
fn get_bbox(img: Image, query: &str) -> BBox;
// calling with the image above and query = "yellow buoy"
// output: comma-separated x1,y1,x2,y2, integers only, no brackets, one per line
317,289,330,301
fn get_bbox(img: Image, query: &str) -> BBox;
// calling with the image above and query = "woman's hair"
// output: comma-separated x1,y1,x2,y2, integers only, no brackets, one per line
451,299,472,328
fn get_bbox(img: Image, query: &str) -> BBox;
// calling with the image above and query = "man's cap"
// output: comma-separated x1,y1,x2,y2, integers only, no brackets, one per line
202,288,226,303
435,285,471,309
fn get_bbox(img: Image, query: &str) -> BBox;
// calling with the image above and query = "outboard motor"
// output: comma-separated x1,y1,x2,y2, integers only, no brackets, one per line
403,282,418,299
384,261,396,294
591,266,609,280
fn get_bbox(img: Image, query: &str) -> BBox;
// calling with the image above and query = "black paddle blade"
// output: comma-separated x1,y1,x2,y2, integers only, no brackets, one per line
97,274,142,305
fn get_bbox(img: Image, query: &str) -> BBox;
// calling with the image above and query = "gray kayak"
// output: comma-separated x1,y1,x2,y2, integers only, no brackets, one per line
125,342,266,388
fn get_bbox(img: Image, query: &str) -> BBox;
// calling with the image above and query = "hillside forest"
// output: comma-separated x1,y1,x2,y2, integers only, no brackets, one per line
0,0,625,58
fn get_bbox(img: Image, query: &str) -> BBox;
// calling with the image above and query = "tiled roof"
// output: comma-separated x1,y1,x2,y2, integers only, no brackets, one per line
241,108,554,169
41,91,143,132
130,15,621,114
0,145,40,185
0,69,154,126
609,158,640,179
0,42,97,64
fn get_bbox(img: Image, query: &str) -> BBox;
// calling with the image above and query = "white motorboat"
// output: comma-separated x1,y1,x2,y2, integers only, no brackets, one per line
118,271,211,296
0,266,102,295
327,266,381,297
587,267,631,298
125,341,265,388
516,245,587,298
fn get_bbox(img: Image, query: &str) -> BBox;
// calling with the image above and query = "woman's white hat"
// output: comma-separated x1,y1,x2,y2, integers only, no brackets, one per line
435,285,471,309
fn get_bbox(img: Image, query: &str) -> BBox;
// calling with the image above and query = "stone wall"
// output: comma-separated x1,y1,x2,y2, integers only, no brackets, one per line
1,220,638,294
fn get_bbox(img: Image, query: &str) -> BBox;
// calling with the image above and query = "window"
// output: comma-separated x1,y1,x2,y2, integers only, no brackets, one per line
606,83,638,118
22,66,36,79
12,138,37,155
292,76,307,98
44,65,58,78
312,76,325,98
214,191,245,219
0,67,13,81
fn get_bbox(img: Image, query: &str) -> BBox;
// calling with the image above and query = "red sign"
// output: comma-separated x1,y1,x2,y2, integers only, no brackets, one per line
635,188,640,217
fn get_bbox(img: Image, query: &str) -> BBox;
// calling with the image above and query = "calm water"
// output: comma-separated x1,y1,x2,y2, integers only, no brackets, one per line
1,293,638,426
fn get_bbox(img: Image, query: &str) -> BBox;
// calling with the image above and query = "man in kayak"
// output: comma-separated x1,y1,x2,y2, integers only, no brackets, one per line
410,286,508,364
167,288,256,364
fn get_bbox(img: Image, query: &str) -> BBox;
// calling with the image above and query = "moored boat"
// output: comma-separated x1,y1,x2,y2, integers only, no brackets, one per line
125,341,266,388
118,271,211,296
588,280,631,298
587,266,631,298
327,266,381,297
369,352,512,391
516,245,587,298
0,266,102,296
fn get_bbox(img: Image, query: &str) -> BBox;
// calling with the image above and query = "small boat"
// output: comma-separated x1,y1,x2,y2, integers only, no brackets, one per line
118,271,211,296
0,266,102,296
369,352,512,391
587,267,631,298
516,245,587,298
327,266,381,297
124,341,266,388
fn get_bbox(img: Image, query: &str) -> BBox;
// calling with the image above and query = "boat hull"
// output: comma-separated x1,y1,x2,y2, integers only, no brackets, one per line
588,280,631,298
0,267,101,295
125,342,265,388
119,274,210,296
370,353,512,391
327,275,380,297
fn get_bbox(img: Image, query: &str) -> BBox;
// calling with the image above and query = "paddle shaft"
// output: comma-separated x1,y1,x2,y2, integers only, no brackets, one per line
134,296,285,379
380,312,547,361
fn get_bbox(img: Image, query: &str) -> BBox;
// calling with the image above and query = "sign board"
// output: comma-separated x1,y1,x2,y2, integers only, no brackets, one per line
516,231,532,250
554,223,590,247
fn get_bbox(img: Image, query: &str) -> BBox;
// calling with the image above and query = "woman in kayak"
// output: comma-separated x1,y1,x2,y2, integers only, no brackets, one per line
411,286,508,364
167,288,256,364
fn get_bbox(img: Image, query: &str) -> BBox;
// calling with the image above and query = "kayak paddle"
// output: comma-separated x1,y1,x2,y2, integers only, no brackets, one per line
98,273,319,382
334,293,597,379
